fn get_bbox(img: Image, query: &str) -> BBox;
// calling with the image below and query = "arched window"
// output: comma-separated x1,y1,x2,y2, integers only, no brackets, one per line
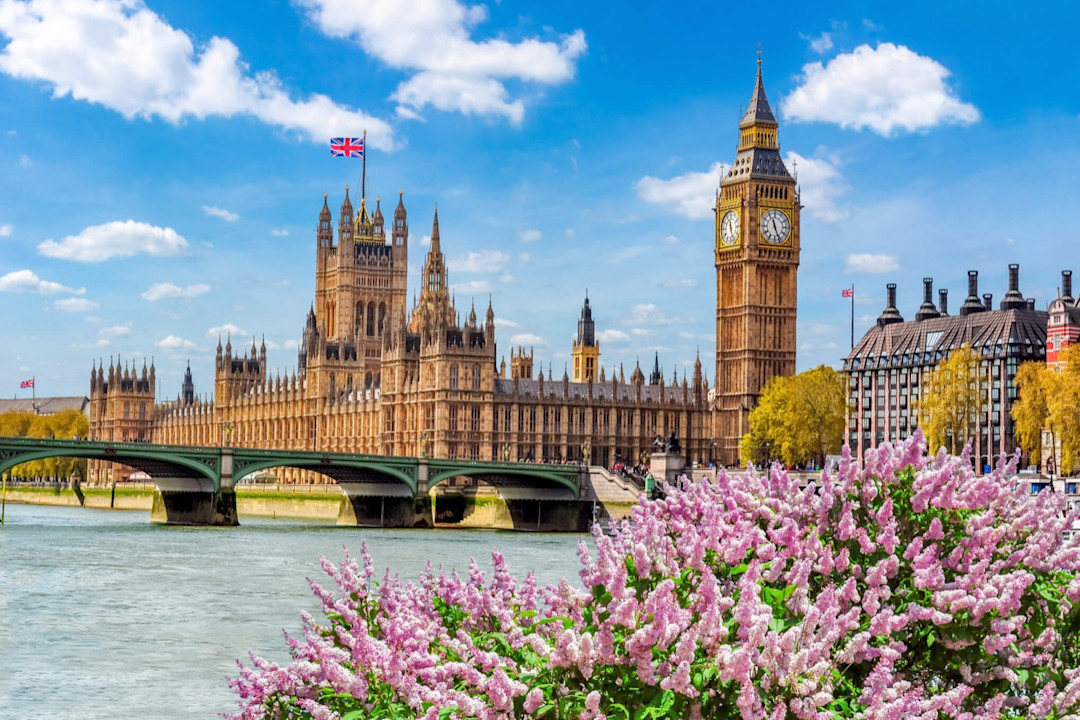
355,303,364,332
378,302,387,334
472,364,481,390
449,364,459,390
366,302,375,336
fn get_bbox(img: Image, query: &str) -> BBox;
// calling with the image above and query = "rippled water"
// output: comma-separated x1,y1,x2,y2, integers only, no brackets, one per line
0,504,586,719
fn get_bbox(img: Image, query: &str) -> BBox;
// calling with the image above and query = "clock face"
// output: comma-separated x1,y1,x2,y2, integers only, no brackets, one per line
720,211,740,245
761,209,790,244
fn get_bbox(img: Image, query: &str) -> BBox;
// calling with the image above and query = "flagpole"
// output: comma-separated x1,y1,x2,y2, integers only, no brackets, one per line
850,285,855,349
361,129,367,202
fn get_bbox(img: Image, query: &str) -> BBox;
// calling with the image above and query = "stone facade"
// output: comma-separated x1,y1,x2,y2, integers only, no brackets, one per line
88,63,800,481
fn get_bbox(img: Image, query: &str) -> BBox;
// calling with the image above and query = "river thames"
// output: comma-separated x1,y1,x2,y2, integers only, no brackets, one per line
0,504,586,719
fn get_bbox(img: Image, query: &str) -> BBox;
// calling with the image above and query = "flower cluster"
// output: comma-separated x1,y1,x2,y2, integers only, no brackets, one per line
230,431,1080,719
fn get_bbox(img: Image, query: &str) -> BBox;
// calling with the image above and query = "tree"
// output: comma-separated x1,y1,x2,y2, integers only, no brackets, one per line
739,364,846,468
0,409,89,480
1012,360,1060,472
919,345,983,455
232,433,1080,719
1049,344,1080,476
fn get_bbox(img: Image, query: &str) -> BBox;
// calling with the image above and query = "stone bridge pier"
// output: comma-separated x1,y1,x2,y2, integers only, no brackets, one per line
336,458,432,528
150,449,237,526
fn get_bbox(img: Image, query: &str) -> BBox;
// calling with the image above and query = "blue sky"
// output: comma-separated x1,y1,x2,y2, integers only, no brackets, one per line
1,0,1078,400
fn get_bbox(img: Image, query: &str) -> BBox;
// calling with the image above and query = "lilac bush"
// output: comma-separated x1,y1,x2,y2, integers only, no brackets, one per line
230,431,1080,719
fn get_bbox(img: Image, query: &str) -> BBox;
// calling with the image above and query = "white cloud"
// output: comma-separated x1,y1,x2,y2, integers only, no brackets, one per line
54,297,98,311
495,317,520,329
0,268,82,294
510,332,547,346
804,31,834,54
0,223,12,236
141,282,210,301
270,227,289,237
207,323,247,338
622,303,688,326
635,162,723,220
596,329,629,343
296,0,586,124
284,339,300,350
661,278,697,288
99,323,131,339
518,228,542,243
782,43,980,136
38,220,188,262
156,334,197,350
663,234,678,244
565,228,575,238
0,0,395,147
202,205,238,222
607,245,649,264
18,154,31,167
447,249,509,274
451,279,492,295
845,253,900,274
518,251,533,264
785,151,851,223
419,234,432,247
499,272,515,284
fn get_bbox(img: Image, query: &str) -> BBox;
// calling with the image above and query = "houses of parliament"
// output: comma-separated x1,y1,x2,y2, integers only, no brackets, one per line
88,62,800,482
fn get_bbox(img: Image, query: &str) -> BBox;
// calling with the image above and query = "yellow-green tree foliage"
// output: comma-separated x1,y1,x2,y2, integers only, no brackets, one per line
920,346,983,456
0,409,89,479
1049,345,1080,475
739,365,846,468
1012,361,1060,471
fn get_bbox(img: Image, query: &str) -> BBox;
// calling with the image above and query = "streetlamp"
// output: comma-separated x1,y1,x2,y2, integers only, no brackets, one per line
581,440,591,467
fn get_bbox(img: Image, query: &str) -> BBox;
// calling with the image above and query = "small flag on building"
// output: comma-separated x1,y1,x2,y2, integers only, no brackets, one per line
841,288,854,298
330,137,364,158
19,378,34,388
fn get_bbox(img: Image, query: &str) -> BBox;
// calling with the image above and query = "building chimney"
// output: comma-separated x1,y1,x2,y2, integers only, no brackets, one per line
1026,298,1036,310
1063,270,1074,303
938,288,949,316
916,277,940,321
983,293,993,311
1001,263,1026,310
960,270,985,315
877,283,904,326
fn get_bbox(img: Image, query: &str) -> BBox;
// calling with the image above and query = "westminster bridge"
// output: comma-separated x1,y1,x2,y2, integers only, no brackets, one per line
0,436,629,529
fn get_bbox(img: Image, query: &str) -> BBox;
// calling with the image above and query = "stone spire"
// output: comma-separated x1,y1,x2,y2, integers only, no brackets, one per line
576,291,596,346
649,352,662,385
740,51,777,128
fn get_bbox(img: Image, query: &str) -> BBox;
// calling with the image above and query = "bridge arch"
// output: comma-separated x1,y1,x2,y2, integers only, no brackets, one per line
0,445,219,486
427,463,580,496
231,458,417,495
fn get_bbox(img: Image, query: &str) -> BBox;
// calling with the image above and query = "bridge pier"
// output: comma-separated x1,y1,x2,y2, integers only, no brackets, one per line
149,478,238,526
336,482,432,528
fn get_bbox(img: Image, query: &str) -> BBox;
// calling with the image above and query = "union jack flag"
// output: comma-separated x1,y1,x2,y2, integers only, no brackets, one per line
20,378,33,388
841,288,854,298
330,137,364,158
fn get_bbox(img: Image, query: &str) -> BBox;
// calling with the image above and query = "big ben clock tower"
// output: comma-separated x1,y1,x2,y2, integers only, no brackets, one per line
714,57,800,465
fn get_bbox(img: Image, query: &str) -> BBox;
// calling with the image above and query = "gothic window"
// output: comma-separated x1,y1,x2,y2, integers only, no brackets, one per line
378,303,386,335
139,403,146,421
449,406,458,431
356,303,364,331
123,402,130,420
471,406,481,432
365,372,373,389
449,364,459,390
472,364,481,390
366,302,376,336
